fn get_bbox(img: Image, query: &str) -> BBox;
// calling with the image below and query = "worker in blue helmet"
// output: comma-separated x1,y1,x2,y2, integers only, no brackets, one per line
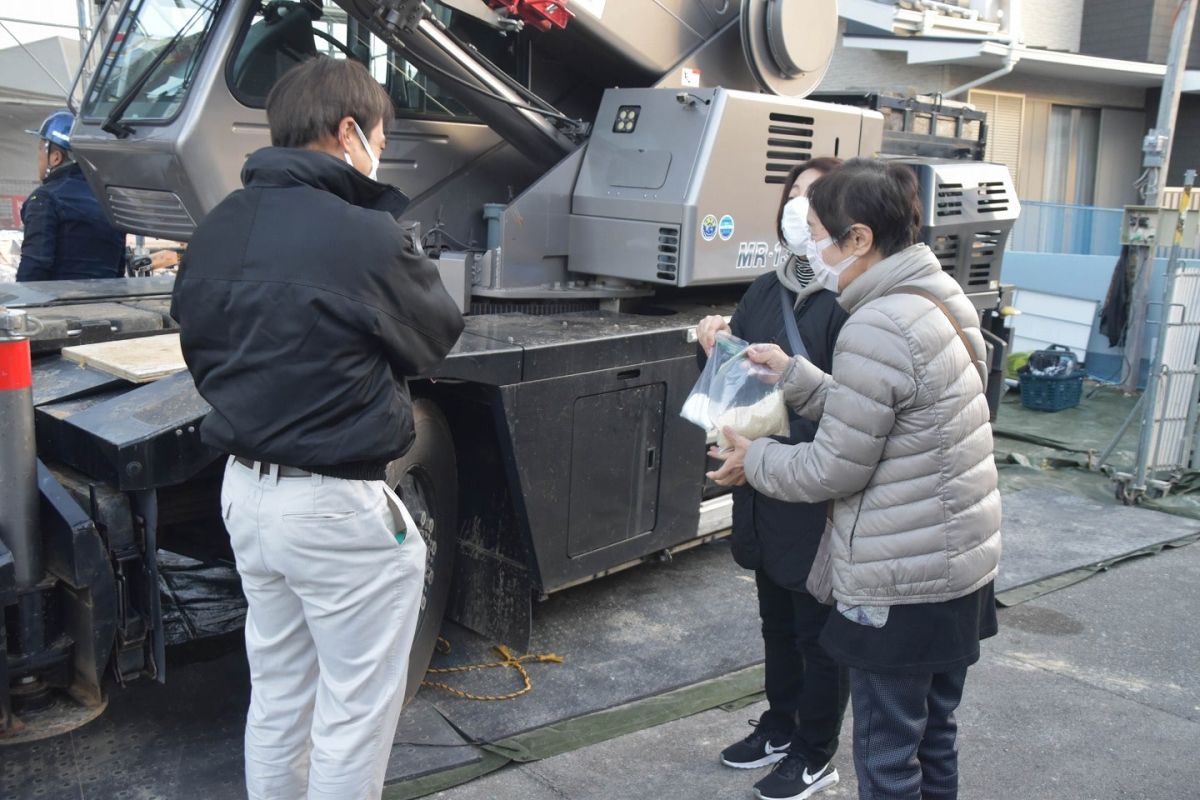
17,110,127,282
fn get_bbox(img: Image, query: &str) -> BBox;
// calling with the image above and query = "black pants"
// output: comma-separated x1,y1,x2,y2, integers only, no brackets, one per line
849,666,969,800
756,569,849,766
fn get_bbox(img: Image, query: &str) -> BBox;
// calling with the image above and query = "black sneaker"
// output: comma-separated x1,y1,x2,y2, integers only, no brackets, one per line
753,754,839,800
719,719,792,769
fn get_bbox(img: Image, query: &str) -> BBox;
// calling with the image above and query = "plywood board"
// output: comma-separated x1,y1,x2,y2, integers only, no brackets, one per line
61,333,185,383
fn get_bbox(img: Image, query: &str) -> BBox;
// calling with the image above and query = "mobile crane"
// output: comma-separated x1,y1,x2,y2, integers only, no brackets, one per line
0,0,1018,740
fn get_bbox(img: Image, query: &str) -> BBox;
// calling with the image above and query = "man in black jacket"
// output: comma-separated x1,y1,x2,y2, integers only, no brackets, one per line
172,58,463,800
696,159,849,800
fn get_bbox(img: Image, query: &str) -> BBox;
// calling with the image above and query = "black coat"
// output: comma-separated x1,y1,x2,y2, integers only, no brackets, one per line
171,147,464,479
704,270,848,591
1099,244,1133,347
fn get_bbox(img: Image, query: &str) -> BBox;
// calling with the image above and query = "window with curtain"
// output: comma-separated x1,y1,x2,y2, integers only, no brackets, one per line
1043,105,1101,205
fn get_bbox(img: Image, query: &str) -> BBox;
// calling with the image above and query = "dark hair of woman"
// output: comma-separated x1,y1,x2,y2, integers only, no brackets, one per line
774,156,844,244
807,158,922,258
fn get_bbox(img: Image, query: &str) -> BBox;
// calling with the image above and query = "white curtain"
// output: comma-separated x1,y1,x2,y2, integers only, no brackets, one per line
1042,104,1101,205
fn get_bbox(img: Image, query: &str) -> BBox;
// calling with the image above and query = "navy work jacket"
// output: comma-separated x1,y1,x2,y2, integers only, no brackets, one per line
17,162,126,282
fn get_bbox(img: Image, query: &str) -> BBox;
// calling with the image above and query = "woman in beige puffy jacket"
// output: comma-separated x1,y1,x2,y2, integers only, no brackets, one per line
709,158,1000,800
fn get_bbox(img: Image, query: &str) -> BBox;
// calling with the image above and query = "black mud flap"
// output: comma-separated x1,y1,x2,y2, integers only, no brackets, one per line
49,465,162,687
36,461,118,707
448,541,533,651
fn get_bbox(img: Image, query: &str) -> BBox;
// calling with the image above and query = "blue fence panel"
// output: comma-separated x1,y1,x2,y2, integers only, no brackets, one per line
1009,201,1124,257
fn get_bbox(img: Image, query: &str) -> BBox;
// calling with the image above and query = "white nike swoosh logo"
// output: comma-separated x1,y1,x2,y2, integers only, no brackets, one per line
803,765,828,784
765,741,790,754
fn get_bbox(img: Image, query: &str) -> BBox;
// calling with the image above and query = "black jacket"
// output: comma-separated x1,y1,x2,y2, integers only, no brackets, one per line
1099,244,1133,347
171,147,465,479
17,162,126,281
703,271,848,591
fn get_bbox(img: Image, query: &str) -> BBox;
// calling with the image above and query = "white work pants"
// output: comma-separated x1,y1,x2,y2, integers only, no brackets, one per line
221,458,426,800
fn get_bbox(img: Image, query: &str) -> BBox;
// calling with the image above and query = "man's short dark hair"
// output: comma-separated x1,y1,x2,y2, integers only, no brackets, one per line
265,57,394,148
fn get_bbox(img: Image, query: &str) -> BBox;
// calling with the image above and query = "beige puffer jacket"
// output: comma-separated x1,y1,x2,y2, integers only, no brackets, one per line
744,243,1001,606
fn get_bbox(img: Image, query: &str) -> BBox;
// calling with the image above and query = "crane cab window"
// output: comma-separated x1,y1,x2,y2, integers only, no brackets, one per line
81,0,219,123
228,1,522,121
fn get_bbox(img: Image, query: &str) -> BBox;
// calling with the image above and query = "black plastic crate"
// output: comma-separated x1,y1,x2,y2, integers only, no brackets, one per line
1019,346,1084,412
1019,372,1084,412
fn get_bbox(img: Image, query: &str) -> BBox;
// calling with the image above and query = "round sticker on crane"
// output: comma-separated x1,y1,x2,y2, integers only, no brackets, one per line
701,214,718,241
718,215,735,240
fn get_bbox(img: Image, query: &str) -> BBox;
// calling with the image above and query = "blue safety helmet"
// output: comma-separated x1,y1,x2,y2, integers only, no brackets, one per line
26,110,74,152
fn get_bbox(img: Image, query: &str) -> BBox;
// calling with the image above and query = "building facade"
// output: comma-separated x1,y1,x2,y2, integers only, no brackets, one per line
833,0,1200,206
830,0,1200,378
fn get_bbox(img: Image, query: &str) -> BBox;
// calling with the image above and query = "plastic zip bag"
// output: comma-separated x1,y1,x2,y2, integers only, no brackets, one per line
680,333,741,431
681,333,789,448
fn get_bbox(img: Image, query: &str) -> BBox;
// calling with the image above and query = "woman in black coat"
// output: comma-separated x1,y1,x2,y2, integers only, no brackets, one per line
696,157,849,800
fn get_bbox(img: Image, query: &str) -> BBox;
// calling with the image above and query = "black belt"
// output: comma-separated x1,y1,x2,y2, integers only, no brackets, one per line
232,456,312,478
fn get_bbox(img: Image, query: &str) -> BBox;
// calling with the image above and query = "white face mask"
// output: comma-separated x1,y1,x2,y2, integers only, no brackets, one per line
344,120,380,181
806,235,858,293
780,196,811,254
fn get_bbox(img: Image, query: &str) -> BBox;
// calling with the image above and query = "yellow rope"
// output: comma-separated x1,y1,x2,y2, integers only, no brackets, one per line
421,637,564,702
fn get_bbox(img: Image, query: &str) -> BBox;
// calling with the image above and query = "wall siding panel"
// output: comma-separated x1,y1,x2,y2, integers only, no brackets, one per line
1080,0,1155,61
1021,0,1086,52
1096,107,1147,207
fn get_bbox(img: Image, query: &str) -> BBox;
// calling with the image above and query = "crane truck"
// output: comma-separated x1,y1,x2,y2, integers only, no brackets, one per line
0,0,1019,740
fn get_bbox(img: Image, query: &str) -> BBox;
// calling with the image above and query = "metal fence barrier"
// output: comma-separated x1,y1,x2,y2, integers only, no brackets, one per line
1009,201,1124,257
0,178,38,231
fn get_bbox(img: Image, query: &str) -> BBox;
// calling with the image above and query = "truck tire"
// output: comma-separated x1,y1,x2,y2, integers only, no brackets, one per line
385,398,458,703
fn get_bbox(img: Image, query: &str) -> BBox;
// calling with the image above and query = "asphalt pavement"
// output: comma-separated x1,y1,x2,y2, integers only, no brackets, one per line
428,540,1200,800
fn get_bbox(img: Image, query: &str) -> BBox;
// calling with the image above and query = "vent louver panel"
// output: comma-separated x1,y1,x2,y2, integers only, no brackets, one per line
932,234,960,274
657,226,680,282
107,186,196,238
764,112,814,184
936,183,964,219
967,230,1002,287
977,181,1010,214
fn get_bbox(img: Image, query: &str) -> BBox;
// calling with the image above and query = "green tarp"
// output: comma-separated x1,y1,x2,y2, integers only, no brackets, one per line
994,384,1200,520
383,666,767,799
992,384,1200,604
